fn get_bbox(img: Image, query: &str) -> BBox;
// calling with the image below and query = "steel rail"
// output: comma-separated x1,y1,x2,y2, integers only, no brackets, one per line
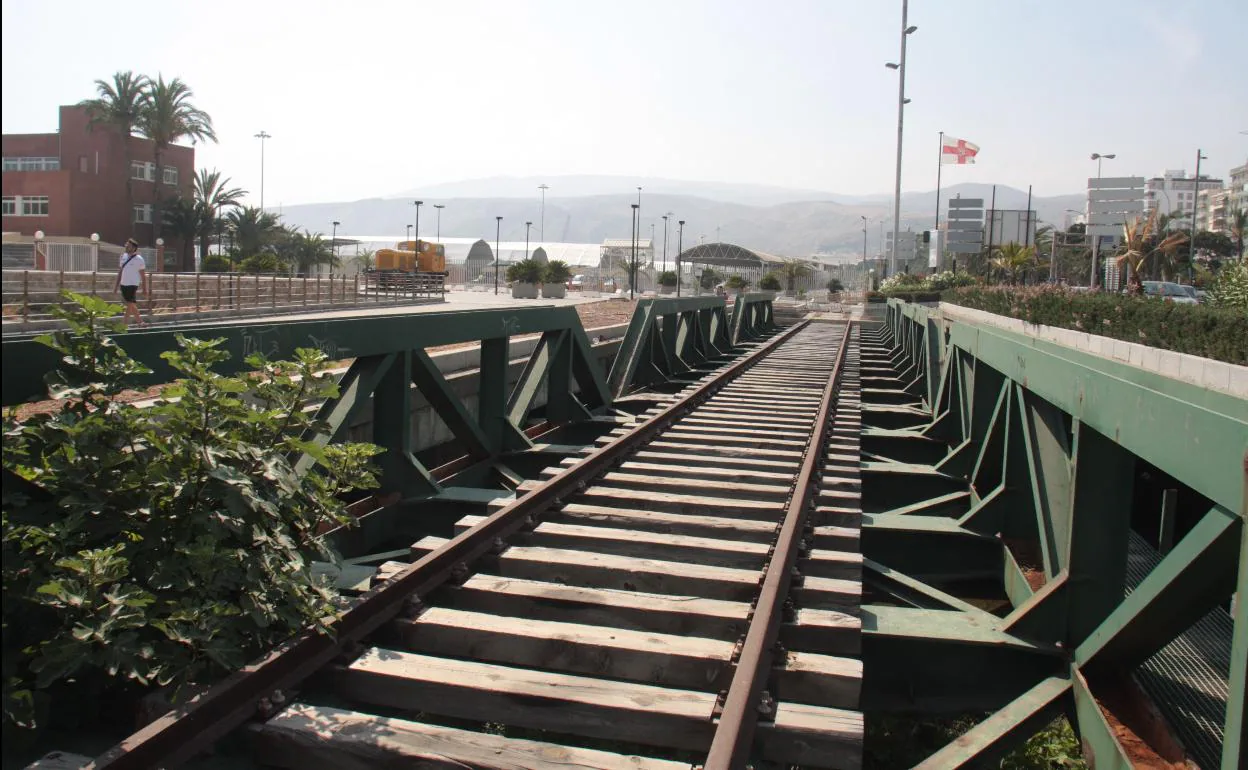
88,319,809,769
703,321,853,770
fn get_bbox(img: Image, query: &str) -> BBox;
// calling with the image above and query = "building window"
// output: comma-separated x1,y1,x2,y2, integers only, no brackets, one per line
2,156,60,172
18,196,50,216
130,161,156,182
133,204,153,224
1,197,15,216
162,166,179,186
79,155,89,173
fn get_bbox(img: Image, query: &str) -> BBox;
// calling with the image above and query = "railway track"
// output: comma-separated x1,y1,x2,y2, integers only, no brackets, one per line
86,318,863,770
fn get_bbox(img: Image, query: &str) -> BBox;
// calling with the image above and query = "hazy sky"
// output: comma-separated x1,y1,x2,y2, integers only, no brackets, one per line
3,0,1246,208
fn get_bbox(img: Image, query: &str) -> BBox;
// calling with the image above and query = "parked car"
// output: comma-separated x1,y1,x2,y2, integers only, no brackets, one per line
1178,284,1205,303
1141,281,1198,305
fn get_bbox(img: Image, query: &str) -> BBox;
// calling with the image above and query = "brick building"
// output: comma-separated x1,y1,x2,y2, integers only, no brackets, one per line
2,105,195,264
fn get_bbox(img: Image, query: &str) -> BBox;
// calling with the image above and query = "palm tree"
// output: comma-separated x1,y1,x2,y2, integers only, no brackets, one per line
225,206,283,257
779,259,812,294
352,249,377,274
162,197,201,271
137,75,217,248
990,242,1036,284
279,230,337,276
193,169,246,271
78,71,148,236
1115,211,1187,287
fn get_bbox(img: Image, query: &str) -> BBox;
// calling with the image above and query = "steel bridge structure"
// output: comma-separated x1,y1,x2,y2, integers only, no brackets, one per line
2,292,1245,769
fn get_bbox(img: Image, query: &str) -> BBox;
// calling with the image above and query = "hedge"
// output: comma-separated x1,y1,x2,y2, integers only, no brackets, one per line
941,286,1248,365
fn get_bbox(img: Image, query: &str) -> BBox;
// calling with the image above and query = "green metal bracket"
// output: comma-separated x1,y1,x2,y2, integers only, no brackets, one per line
607,296,729,398
729,292,775,347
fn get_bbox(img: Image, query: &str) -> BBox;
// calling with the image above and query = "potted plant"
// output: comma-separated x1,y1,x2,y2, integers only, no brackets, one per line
725,274,750,294
658,270,678,294
759,273,782,293
542,260,571,298
506,259,543,299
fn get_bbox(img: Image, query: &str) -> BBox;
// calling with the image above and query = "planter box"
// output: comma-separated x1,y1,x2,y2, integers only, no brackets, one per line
659,285,676,294
511,283,539,299
542,283,567,299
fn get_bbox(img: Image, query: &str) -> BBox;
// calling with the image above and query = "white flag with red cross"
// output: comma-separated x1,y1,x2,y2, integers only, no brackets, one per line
941,136,980,165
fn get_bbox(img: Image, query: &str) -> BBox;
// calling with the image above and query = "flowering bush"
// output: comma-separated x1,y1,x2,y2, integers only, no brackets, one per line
942,285,1248,365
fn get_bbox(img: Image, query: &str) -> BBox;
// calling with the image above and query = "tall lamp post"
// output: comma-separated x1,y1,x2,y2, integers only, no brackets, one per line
413,200,423,251
406,224,412,246
254,131,271,210
676,220,685,297
331,220,340,272
630,203,640,299
886,2,917,278
860,215,868,268
433,204,445,241
1191,149,1208,270
495,216,503,296
525,221,532,259
538,184,549,241
662,213,672,273
1089,152,1115,288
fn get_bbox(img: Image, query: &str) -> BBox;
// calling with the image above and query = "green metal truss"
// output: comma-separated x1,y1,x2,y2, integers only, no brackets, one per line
606,296,732,399
856,301,1247,769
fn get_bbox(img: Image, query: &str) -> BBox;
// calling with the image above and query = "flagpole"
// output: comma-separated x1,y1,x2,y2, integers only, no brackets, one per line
935,131,944,239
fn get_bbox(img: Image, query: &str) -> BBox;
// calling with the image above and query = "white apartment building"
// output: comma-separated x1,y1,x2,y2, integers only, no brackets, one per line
1230,161,1247,216
1143,170,1223,217
1195,188,1233,234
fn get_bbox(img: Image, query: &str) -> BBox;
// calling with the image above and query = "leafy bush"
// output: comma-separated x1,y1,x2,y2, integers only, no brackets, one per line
239,252,285,274
506,259,544,284
1207,260,1248,311
925,270,976,291
827,279,845,293
943,285,1248,364
2,293,381,731
201,254,234,273
542,260,571,284
758,273,782,291
699,269,721,290
725,275,749,290
657,270,678,287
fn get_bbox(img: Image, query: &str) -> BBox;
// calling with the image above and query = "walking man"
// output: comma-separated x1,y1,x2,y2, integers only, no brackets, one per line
114,238,149,327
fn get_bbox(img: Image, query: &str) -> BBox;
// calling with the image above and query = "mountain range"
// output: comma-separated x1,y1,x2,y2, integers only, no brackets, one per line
275,175,1084,258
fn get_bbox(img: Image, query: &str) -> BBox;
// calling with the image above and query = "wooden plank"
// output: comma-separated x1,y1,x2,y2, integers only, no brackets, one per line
630,448,800,471
396,607,734,689
645,440,804,460
757,701,864,769
592,471,792,500
671,421,811,440
785,608,863,656
554,457,794,483
779,651,863,709
442,574,749,639
452,515,769,569
252,703,688,770
811,524,861,551
648,430,808,450
802,550,864,580
330,649,718,750
572,487,782,518
553,503,778,542
795,575,863,611
411,536,761,600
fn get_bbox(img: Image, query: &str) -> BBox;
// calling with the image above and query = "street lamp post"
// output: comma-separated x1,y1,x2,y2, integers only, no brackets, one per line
525,221,532,260
406,224,412,246
254,131,271,210
676,220,685,297
495,216,503,296
332,220,340,271
538,184,549,241
433,204,444,241
413,200,423,252
1089,152,1116,288
886,1,918,278
630,203,639,300
860,215,868,268
662,214,671,274
1191,149,1208,269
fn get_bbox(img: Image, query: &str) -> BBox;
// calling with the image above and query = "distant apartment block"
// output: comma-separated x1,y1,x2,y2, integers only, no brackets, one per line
1195,188,1233,235
1144,169,1223,218
1230,161,1248,216
2,105,194,262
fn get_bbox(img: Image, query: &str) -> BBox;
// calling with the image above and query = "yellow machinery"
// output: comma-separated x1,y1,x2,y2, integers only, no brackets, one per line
375,240,447,275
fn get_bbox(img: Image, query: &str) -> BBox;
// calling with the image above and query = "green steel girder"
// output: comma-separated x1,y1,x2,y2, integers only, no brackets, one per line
607,296,730,399
729,292,776,346
861,513,1001,583
872,300,1248,769
1,305,609,407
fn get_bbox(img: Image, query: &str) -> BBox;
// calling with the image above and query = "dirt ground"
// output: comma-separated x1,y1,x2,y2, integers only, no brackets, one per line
9,298,640,422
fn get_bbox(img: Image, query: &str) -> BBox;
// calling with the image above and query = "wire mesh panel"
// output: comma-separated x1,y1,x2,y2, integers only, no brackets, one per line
44,243,96,272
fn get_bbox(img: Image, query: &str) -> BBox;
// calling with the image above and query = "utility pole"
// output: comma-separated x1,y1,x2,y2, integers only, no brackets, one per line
495,216,502,296
677,220,685,297
433,204,445,241
630,203,639,300
538,184,549,241
413,200,423,252
886,0,917,278
254,131,271,210
662,214,671,274
1191,149,1207,270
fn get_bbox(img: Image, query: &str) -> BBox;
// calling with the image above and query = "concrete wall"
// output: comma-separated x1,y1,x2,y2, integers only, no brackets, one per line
939,302,1248,398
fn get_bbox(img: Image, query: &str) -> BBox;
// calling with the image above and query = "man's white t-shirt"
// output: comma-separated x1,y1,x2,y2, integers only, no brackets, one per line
119,253,146,287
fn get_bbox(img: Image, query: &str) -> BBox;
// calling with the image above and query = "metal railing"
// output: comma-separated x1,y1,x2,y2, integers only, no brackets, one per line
1,270,446,325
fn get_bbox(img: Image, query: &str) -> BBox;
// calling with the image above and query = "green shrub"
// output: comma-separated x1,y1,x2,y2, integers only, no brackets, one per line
542,260,571,284
943,285,1248,364
725,275,749,290
699,270,721,290
657,270,678,287
506,259,543,284
759,273,782,291
201,254,234,273
827,279,845,293
2,293,381,731
239,253,284,274
1207,260,1248,311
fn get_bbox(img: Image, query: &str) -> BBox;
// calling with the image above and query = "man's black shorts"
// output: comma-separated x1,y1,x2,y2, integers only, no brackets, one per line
120,285,138,303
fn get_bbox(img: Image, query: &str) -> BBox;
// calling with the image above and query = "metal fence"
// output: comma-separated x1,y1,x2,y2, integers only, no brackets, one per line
2,270,446,324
